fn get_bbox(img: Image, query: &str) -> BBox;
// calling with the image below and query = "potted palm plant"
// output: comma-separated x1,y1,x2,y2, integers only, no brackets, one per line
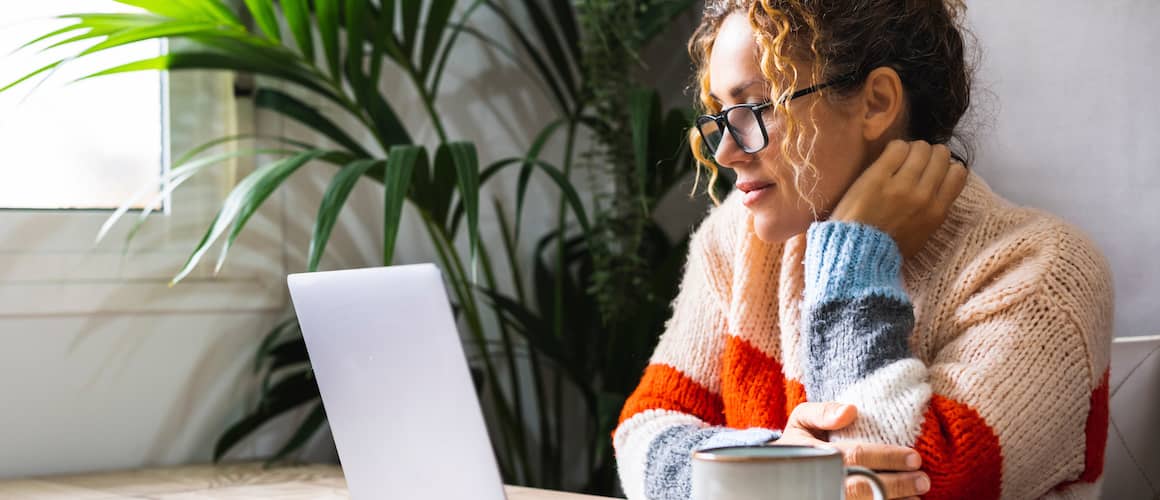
3,0,581,476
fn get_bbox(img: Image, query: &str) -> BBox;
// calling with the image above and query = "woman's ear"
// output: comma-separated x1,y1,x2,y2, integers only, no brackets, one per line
859,66,906,142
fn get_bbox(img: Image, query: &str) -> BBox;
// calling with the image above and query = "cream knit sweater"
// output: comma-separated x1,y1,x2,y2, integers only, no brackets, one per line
613,172,1113,499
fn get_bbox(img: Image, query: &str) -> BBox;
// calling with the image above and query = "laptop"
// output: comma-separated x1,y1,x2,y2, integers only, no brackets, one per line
287,263,507,500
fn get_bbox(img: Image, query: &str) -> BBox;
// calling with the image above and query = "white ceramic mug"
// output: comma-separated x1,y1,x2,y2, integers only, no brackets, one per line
691,445,887,500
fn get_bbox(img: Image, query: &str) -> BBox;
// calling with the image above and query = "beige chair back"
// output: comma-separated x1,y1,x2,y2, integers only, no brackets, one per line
1103,335,1160,499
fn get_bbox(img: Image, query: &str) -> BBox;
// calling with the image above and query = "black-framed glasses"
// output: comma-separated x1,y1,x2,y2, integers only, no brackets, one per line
696,74,857,155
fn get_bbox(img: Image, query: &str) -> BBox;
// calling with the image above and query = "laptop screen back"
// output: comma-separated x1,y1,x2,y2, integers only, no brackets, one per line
288,264,506,500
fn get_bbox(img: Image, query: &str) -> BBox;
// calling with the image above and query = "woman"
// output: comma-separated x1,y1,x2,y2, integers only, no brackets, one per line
612,1,1113,499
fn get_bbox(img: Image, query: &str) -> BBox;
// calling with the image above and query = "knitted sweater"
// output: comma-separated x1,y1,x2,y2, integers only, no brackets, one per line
613,172,1113,500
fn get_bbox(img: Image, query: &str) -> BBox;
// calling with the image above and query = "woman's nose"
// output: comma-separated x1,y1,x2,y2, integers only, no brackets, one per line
713,131,748,169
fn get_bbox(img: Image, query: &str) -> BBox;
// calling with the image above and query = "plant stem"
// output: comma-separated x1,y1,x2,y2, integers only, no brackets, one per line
419,91,449,145
292,52,379,145
551,119,580,338
528,338,552,485
398,58,449,144
418,211,516,475
478,242,531,484
553,367,564,488
428,0,487,97
550,117,580,488
494,199,528,304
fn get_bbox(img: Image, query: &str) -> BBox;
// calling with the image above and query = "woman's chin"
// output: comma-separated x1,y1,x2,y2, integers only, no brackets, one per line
751,211,809,244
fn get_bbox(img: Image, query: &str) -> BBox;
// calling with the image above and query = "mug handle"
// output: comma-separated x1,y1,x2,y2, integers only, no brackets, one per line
844,466,888,500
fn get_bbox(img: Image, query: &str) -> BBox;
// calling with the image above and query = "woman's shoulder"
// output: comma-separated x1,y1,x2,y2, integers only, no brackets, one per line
971,183,1110,287
951,179,1113,337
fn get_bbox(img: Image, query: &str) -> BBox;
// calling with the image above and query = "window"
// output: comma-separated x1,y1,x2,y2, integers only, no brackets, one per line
0,2,285,315
0,1,165,210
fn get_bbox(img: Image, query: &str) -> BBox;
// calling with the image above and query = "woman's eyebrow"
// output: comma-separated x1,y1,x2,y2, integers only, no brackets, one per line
708,78,766,102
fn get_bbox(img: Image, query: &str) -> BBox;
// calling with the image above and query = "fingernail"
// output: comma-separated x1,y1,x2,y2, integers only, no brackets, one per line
906,453,921,468
915,475,930,493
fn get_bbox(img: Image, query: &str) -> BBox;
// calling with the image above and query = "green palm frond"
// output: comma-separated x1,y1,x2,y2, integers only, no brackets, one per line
308,158,384,272
172,149,327,284
382,145,422,266
114,0,242,24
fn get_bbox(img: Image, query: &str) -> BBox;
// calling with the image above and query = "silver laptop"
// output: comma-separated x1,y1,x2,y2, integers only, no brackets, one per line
287,263,507,500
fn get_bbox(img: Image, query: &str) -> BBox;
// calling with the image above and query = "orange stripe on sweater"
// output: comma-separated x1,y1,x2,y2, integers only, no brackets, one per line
720,335,801,429
1055,368,1110,490
913,394,1002,500
1080,369,1110,482
785,377,807,419
617,363,725,427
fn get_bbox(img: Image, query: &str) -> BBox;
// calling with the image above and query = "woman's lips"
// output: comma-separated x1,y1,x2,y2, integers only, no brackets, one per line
736,181,774,207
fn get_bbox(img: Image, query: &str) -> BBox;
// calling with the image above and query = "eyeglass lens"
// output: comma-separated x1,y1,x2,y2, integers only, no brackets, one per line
698,105,765,154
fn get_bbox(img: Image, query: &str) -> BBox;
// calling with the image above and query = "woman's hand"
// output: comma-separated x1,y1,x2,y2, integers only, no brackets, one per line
830,140,968,259
775,402,930,500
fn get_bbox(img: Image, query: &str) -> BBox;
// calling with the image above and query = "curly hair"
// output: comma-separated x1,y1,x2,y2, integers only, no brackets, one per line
688,0,975,204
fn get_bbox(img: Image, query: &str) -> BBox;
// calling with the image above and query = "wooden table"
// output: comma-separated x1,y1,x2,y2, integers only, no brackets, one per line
0,463,617,499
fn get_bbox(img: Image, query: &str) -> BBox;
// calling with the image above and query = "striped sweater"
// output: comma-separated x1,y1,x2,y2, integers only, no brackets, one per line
613,172,1113,499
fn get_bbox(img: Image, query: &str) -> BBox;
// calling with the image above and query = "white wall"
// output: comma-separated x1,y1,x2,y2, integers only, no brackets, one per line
965,0,1159,338
0,314,275,477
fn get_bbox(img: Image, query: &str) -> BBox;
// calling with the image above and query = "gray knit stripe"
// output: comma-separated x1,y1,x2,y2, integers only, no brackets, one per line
643,425,780,500
802,294,915,402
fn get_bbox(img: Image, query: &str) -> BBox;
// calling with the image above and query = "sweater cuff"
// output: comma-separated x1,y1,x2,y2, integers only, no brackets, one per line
801,221,915,402
804,221,907,305
644,426,780,499
697,428,782,450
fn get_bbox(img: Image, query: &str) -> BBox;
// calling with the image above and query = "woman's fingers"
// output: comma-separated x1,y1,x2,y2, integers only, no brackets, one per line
846,471,931,500
933,159,969,215
892,140,932,182
916,143,952,200
780,402,928,498
786,402,858,432
829,441,922,471
867,140,912,179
